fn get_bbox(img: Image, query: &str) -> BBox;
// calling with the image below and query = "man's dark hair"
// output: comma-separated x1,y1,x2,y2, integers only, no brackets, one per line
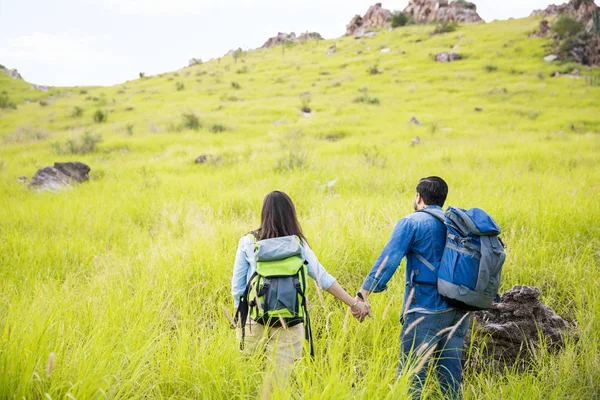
416,176,448,207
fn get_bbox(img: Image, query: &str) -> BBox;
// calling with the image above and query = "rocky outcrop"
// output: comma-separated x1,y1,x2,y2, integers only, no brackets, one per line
0,65,23,80
464,285,572,371
403,0,484,24
345,3,392,36
28,162,90,191
261,32,322,48
531,20,551,37
531,0,598,27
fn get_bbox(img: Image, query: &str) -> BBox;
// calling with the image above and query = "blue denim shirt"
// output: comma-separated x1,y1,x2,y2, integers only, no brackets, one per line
231,235,336,308
361,206,452,314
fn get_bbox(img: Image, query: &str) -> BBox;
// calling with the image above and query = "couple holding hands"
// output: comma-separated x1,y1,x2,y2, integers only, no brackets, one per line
231,177,470,399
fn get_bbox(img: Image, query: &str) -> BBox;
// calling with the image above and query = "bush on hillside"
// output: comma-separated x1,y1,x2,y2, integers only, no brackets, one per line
551,16,585,38
39,100,48,107
209,123,227,133
275,131,308,172
94,110,107,123
139,72,145,78
0,93,17,110
71,106,84,117
175,81,185,91
485,65,499,72
433,22,458,35
231,81,241,89
52,131,102,155
354,87,380,105
181,112,201,130
391,11,415,28
300,92,312,113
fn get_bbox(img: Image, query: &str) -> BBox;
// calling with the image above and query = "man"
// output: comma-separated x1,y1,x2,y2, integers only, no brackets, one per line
355,176,470,399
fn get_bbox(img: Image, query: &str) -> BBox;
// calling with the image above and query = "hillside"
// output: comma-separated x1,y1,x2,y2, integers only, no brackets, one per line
1,16,600,399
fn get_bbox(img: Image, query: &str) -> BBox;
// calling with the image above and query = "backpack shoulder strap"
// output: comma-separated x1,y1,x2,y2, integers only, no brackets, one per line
416,208,446,224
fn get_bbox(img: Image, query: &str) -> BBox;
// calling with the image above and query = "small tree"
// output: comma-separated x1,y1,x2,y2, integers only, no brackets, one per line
71,106,84,117
551,16,584,38
233,48,243,64
139,72,145,79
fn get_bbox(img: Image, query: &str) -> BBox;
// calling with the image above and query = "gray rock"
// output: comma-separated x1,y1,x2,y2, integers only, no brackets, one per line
28,162,91,191
435,52,462,62
326,44,336,55
409,116,422,126
544,54,558,62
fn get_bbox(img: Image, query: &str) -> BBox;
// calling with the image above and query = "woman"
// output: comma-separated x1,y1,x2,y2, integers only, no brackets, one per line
231,190,367,389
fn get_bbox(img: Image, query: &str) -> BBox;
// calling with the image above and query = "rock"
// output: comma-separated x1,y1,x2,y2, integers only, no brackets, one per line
544,54,558,62
188,58,202,67
195,155,209,164
474,106,483,111
572,68,581,76
346,3,392,36
463,285,572,371
17,176,27,183
403,0,484,24
435,52,462,62
411,136,421,145
531,20,551,37
261,32,322,48
381,48,391,53
261,32,296,48
1,65,23,80
531,0,598,29
326,44,336,55
30,84,49,92
28,162,91,191
409,116,422,126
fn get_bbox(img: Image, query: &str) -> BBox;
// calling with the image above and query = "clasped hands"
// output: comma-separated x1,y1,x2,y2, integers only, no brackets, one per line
350,294,372,322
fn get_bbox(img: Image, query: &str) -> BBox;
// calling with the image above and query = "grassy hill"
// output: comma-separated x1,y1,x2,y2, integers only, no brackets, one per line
1,17,599,399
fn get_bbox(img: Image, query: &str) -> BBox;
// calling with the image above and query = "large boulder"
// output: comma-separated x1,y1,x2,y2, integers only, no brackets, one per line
345,3,392,36
403,0,484,24
28,162,91,191
463,285,572,371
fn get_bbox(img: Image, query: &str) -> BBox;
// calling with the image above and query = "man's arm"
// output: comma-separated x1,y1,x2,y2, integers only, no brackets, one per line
358,217,416,304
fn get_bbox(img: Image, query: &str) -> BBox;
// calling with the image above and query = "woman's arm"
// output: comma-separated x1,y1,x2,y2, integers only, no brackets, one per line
231,236,253,308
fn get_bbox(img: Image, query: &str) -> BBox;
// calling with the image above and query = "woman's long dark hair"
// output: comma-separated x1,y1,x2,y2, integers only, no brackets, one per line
257,191,307,243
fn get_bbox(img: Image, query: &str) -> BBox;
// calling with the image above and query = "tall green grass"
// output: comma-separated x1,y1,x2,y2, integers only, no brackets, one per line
0,16,599,399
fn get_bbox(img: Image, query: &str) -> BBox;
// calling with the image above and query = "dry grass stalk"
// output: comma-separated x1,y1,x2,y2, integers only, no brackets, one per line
278,315,288,329
382,294,395,320
414,345,437,374
402,288,416,317
342,307,352,332
221,304,236,327
435,326,453,337
447,312,470,341
403,316,425,336
47,352,55,377
374,255,389,279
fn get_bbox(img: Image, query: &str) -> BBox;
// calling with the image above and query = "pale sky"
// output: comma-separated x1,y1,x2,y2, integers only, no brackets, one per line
0,0,554,86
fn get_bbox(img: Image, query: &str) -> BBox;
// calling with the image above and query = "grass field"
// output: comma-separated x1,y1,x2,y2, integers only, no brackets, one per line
1,16,600,399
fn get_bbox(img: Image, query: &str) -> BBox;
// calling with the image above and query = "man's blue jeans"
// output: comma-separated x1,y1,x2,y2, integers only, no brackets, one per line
399,310,470,399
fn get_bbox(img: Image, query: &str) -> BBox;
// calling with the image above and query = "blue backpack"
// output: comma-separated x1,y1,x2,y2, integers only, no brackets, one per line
420,207,506,310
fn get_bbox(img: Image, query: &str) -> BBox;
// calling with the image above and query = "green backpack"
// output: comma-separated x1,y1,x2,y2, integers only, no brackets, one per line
235,232,314,357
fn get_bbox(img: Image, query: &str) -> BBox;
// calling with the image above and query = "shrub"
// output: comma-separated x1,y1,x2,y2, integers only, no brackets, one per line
139,72,145,78
391,11,414,28
182,112,201,130
4,126,48,144
209,123,227,133
71,106,84,117
275,131,308,172
39,100,48,107
236,66,249,74
369,63,383,75
52,131,102,155
433,22,458,35
0,93,17,109
79,89,88,95
93,110,107,123
300,92,312,113
175,81,185,91
551,16,584,38
354,87,380,105
362,146,387,168
485,65,499,72
126,124,134,135
231,81,241,89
